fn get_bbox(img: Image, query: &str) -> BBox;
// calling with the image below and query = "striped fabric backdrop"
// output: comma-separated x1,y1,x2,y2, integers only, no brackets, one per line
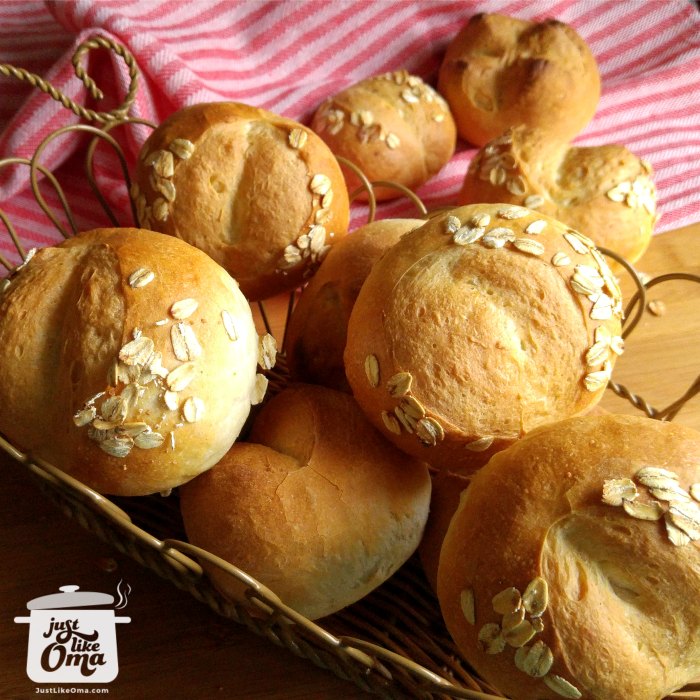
1,0,699,268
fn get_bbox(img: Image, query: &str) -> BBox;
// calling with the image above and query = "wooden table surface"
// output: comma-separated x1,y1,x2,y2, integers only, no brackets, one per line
1,223,698,700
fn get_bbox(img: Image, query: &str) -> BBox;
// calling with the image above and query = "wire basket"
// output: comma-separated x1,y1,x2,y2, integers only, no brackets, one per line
1,36,700,700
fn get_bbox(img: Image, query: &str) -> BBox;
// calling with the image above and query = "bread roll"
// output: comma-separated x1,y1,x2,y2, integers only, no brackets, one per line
438,413,700,700
0,228,264,496
438,14,600,146
419,406,610,592
343,204,624,475
459,126,657,264
286,218,425,391
133,102,350,301
419,470,471,593
311,70,456,200
180,384,431,620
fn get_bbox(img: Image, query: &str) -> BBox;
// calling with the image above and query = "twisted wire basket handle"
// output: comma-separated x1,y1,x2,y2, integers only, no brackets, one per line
0,36,144,259
0,34,139,123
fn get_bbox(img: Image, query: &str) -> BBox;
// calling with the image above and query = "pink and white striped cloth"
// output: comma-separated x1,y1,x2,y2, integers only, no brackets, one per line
1,0,699,268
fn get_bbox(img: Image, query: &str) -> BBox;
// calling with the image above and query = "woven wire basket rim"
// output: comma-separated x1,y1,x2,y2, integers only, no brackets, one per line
2,34,700,700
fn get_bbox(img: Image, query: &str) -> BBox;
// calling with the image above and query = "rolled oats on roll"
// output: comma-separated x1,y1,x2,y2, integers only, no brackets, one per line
286,217,425,391
0,228,266,496
180,384,432,620
438,413,700,700
438,13,600,146
133,102,350,301
311,71,456,200
459,126,658,264
343,204,624,475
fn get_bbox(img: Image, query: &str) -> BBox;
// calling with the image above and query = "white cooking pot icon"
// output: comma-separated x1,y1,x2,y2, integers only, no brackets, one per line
14,585,130,683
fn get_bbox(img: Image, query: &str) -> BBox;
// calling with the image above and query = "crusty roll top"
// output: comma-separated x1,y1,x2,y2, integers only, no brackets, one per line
134,102,350,300
312,70,456,200
0,228,261,495
438,414,700,700
344,204,623,473
438,13,600,146
460,126,657,263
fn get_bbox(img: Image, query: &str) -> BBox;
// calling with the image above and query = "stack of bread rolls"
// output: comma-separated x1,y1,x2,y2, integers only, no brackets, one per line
435,13,656,258
1,8,683,696
105,10,680,698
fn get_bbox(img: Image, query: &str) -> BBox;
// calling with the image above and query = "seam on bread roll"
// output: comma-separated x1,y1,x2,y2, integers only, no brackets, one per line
438,14,600,146
181,384,432,620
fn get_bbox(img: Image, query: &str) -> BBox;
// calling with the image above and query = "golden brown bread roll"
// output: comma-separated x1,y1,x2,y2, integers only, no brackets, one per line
343,204,624,475
437,413,700,700
438,14,600,146
180,384,432,620
459,126,658,264
286,218,425,391
133,102,350,301
418,470,471,593
0,228,264,496
311,70,456,200
419,409,609,593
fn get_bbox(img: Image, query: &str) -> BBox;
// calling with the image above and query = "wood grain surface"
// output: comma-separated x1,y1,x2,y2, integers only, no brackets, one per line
598,222,700,427
1,223,698,700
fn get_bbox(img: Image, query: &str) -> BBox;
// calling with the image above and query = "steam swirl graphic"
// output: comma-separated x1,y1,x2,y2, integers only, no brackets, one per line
115,579,131,609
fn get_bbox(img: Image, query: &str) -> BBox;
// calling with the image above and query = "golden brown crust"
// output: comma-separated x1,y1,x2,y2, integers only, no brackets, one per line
437,413,700,700
133,102,350,301
311,70,456,200
286,218,425,391
458,126,657,264
0,228,260,495
180,384,432,620
419,408,610,592
419,470,471,593
343,204,623,475
438,14,600,146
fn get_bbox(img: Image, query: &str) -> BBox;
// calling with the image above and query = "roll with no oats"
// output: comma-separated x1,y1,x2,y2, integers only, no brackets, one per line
438,13,600,146
180,384,432,620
